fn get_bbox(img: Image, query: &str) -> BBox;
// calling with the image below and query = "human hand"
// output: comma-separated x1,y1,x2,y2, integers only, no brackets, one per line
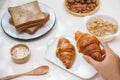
83,40,120,80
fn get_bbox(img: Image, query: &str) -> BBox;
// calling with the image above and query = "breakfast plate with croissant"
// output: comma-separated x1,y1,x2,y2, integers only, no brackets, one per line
45,30,105,79
1,1,56,40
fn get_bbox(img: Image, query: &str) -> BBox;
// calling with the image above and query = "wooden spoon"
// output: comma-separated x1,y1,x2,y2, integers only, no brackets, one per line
0,65,49,80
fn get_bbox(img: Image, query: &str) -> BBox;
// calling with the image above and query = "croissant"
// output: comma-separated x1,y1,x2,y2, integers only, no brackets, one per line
75,31,102,61
56,37,76,69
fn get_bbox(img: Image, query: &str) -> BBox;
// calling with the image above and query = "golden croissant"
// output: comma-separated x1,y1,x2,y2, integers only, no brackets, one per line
56,37,76,69
75,31,102,61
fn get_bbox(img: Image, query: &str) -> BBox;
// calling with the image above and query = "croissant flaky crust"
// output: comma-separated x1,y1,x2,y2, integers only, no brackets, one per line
75,31,102,61
56,37,76,69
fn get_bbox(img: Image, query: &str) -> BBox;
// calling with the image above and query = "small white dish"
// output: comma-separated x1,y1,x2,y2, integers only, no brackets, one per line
45,35,97,79
1,2,56,40
86,15,120,42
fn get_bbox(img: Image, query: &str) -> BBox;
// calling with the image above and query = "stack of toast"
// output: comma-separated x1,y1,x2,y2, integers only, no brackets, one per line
8,1,50,34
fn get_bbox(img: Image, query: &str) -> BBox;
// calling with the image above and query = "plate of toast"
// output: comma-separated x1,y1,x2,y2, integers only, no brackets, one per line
1,1,56,40
45,34,97,79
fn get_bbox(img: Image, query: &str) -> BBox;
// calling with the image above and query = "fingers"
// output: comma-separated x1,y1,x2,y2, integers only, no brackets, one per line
99,39,115,61
99,39,109,50
83,55,99,68
99,39,113,54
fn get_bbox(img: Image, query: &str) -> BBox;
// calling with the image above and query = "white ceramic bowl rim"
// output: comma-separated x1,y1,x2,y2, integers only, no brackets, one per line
86,15,120,41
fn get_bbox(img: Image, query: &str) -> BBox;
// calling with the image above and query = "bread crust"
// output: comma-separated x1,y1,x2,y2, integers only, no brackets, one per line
24,13,50,34
9,12,50,34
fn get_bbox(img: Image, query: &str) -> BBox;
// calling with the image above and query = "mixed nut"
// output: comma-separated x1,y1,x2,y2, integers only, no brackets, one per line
67,0,97,4
66,0,98,13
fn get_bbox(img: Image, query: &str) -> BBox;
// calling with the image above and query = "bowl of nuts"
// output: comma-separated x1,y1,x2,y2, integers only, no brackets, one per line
64,0,100,16
86,15,120,42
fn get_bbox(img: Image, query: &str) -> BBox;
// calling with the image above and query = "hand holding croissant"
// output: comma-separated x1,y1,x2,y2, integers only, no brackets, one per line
75,31,102,61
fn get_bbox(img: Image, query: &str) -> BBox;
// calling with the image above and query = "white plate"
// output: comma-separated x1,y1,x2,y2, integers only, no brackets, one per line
45,35,97,79
1,2,56,40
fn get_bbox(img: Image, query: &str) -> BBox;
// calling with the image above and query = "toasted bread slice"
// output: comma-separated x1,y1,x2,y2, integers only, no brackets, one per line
24,13,50,34
8,1,45,27
16,19,44,32
9,17,42,29
9,12,50,34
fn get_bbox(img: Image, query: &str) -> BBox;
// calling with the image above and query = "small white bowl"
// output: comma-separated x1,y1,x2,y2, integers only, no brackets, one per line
86,15,120,42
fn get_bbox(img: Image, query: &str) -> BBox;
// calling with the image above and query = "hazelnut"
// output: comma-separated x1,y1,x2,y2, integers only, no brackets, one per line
80,0,86,4
86,0,92,4
91,0,96,3
76,0,80,2
67,0,75,3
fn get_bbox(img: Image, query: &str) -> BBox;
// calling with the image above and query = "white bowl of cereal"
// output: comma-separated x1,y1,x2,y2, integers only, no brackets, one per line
86,15,120,42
